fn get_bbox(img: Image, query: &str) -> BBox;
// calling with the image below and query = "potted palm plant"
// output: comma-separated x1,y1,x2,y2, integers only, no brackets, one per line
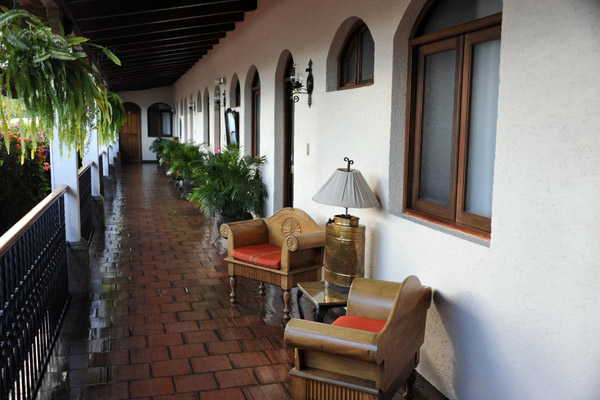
187,144,267,226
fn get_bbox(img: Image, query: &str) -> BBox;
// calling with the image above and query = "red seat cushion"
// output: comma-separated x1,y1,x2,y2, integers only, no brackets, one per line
231,243,282,269
332,315,387,333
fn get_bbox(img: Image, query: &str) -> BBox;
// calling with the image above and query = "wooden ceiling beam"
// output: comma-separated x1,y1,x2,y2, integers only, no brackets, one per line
94,26,230,46
82,12,244,37
67,0,255,20
106,62,192,74
110,38,217,54
105,55,206,69
76,2,245,31
108,47,208,60
102,58,201,73
100,51,207,66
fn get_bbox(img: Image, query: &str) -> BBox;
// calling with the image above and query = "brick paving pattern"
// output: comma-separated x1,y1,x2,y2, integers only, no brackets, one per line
35,163,440,400
37,164,294,399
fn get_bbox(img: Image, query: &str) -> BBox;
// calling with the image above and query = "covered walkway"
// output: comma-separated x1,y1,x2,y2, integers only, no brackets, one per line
35,163,437,400
37,163,295,399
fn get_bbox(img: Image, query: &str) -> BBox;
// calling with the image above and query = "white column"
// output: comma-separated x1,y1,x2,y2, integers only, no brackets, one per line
108,144,115,165
102,150,109,177
50,138,81,242
82,126,101,196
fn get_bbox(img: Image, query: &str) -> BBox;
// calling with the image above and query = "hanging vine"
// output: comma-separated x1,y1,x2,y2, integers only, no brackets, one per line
0,7,123,156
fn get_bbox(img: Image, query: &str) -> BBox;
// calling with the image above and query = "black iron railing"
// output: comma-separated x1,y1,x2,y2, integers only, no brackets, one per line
78,162,93,243
0,185,70,400
98,155,104,197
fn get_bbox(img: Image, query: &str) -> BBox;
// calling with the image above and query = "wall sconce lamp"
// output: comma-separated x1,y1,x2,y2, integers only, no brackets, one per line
290,59,314,107
214,89,226,111
312,157,380,293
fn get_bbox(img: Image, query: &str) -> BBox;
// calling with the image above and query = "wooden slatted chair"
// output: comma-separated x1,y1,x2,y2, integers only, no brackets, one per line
220,207,325,321
284,276,432,400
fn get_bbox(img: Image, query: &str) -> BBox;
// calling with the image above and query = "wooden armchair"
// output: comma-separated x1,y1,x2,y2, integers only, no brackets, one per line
284,276,432,400
220,207,325,321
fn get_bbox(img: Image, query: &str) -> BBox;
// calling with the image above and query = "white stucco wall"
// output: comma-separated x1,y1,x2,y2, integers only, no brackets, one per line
117,86,174,161
173,0,600,398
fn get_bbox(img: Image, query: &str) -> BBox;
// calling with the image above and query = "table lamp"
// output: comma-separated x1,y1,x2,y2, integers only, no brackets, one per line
312,157,380,292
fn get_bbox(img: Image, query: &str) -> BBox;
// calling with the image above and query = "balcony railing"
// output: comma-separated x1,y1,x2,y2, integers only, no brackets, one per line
78,161,94,244
0,185,70,400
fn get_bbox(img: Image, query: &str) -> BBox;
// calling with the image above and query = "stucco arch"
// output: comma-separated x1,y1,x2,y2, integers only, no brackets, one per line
388,0,429,216
326,16,374,92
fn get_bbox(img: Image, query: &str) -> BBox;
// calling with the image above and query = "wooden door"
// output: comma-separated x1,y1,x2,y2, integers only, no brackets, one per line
120,109,141,162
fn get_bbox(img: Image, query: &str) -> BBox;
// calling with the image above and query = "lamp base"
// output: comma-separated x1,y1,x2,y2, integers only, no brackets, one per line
324,215,365,292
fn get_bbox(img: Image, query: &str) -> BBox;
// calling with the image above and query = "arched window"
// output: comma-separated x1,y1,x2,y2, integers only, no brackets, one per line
230,74,241,108
404,0,502,237
148,103,172,137
338,22,374,89
251,72,261,157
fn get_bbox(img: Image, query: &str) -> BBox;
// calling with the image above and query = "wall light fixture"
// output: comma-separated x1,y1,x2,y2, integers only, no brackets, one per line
290,59,314,107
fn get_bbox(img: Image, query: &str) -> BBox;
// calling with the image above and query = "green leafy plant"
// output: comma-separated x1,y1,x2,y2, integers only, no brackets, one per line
0,121,50,235
187,144,267,219
0,7,123,156
165,142,206,181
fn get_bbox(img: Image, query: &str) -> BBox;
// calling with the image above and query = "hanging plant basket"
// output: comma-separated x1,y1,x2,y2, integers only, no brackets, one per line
0,7,125,156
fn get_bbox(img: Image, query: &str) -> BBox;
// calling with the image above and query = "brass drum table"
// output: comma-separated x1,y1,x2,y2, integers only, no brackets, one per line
296,281,348,322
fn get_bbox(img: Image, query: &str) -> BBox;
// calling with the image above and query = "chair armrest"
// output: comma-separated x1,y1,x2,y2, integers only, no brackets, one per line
284,319,378,363
220,219,268,250
285,231,325,252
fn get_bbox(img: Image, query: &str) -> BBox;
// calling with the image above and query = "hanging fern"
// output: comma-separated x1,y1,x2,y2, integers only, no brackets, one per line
0,7,122,157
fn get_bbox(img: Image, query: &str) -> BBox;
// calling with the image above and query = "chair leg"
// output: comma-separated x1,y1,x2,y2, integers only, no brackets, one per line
283,290,291,321
258,282,265,295
403,369,417,400
230,276,237,304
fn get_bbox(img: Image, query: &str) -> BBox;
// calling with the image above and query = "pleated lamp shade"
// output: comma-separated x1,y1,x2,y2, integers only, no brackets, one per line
312,168,380,209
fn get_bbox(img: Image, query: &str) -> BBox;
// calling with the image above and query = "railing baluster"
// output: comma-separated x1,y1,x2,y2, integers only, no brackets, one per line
0,186,70,400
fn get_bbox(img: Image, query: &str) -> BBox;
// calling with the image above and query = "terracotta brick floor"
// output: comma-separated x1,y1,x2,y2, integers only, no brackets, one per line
36,163,311,400
35,163,442,400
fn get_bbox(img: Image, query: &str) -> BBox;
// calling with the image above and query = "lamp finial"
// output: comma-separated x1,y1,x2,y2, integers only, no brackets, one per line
343,157,354,172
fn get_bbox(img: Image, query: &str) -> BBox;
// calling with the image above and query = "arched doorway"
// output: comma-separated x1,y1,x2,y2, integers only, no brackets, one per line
120,102,141,163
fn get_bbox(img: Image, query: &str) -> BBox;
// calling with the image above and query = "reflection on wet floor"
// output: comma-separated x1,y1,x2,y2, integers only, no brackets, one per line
34,163,337,400
34,163,443,400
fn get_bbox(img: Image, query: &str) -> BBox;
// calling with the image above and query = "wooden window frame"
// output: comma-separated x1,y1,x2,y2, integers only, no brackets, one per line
147,103,173,138
251,74,260,158
404,14,502,238
338,23,374,90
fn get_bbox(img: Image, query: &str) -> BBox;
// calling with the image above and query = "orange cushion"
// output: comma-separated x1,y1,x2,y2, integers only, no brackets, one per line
231,243,282,269
332,316,387,333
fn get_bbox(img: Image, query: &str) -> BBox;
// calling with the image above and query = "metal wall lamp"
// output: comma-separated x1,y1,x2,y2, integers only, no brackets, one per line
290,59,314,107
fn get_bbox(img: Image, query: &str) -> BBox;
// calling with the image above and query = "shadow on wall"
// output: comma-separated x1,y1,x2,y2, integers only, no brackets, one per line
420,291,521,400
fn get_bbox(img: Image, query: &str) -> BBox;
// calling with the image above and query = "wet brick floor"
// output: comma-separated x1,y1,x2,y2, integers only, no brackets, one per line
35,163,442,400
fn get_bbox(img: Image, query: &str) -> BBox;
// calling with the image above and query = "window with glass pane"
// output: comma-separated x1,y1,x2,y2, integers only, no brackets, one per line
338,22,374,89
148,103,173,137
404,1,502,237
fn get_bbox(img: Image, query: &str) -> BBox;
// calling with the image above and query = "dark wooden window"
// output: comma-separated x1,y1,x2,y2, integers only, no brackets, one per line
338,22,374,89
251,73,261,157
148,102,173,137
234,80,241,107
404,1,502,237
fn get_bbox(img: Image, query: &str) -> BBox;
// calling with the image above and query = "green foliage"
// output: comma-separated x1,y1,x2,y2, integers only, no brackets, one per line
187,144,267,219
0,122,50,235
0,7,123,156
165,142,206,181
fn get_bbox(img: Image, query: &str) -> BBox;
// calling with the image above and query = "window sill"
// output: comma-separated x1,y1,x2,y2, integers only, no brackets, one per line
400,209,491,247
337,81,374,91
